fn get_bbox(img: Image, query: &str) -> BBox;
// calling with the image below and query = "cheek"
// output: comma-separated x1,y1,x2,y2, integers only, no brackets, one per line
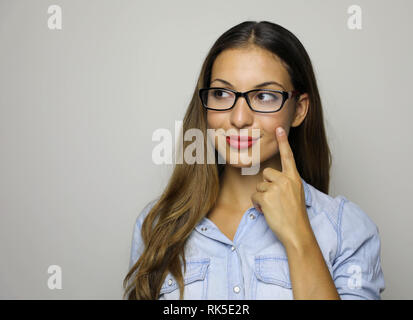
206,112,224,129
206,113,224,147
258,117,289,157
260,118,284,137
260,105,294,134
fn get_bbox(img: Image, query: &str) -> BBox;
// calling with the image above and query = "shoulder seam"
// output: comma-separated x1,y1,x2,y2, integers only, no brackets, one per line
322,209,338,233
333,197,349,263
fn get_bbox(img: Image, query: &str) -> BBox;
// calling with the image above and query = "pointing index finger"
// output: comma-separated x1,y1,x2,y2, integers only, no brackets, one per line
276,126,298,176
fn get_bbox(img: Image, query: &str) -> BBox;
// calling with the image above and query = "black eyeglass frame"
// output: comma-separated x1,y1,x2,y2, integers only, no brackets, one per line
198,87,300,113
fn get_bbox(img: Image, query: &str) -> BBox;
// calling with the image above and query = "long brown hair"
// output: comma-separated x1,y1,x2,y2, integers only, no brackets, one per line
123,20,332,300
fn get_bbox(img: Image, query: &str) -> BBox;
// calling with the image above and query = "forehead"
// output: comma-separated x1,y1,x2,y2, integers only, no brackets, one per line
210,47,292,90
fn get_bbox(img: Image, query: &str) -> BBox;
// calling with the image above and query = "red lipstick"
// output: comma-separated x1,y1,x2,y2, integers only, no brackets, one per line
226,135,260,149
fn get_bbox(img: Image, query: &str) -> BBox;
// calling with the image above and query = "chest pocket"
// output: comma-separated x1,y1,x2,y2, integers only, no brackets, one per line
251,254,334,300
251,255,293,300
158,258,210,300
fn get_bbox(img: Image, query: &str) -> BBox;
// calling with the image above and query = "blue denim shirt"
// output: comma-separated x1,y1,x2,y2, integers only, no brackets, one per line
129,178,385,300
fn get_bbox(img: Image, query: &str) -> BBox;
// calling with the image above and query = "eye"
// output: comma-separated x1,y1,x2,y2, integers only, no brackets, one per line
256,91,280,102
212,89,231,99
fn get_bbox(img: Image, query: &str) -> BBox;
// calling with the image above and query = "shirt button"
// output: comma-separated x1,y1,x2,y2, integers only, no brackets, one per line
233,286,240,294
249,213,256,220
231,246,235,251
168,279,173,286
201,227,207,231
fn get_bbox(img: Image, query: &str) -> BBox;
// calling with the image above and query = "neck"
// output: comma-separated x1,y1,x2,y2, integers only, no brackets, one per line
216,155,282,212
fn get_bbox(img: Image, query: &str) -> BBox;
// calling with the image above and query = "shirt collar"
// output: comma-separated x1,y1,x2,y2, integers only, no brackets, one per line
301,177,312,208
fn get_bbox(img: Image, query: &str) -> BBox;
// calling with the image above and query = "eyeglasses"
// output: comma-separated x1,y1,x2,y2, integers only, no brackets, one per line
199,87,300,113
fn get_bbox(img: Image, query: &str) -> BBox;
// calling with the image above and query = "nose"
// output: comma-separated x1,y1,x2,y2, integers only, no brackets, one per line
229,94,254,128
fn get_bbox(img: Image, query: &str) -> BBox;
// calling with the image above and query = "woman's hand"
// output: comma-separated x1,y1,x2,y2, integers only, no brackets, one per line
251,126,313,249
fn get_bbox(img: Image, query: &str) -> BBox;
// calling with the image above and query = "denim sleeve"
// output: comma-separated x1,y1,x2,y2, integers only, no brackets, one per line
332,199,385,300
128,199,158,270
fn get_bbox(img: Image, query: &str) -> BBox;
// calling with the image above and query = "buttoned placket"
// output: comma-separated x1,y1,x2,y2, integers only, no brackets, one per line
195,208,260,299
229,209,259,299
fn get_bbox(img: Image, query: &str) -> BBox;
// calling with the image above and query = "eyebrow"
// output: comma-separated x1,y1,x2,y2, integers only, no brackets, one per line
210,78,286,90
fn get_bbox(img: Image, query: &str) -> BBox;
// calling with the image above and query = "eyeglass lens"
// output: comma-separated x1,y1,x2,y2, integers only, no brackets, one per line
201,88,283,112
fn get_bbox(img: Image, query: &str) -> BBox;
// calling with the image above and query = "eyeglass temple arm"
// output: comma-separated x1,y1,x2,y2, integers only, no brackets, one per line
288,90,300,99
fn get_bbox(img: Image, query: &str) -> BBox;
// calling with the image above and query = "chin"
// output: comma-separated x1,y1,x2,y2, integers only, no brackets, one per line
222,152,264,168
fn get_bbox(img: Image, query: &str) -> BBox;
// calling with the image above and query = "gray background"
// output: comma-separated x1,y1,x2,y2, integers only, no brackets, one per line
0,0,411,299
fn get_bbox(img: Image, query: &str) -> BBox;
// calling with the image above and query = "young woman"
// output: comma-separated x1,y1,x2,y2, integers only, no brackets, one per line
123,21,385,300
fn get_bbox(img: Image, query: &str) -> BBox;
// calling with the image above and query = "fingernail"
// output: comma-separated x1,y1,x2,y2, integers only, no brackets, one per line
276,127,284,136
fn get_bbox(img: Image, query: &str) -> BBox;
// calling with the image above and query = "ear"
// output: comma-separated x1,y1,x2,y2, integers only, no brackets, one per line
291,93,309,127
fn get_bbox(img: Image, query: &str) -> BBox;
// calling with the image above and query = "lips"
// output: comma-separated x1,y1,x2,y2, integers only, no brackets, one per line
226,135,259,142
225,135,260,149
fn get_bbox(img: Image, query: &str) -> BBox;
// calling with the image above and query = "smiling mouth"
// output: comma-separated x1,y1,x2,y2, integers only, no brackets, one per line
225,136,261,149
226,135,260,142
